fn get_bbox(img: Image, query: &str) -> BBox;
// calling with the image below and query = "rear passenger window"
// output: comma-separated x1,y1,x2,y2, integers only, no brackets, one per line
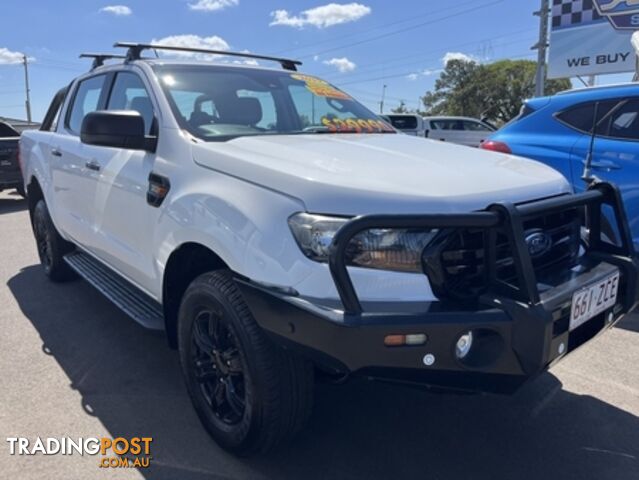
107,72,155,135
67,75,107,134
607,100,639,141
556,100,618,134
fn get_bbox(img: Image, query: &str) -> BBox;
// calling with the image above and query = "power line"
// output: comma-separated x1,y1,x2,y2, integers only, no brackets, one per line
336,51,536,87
322,34,537,82
320,28,536,78
305,0,505,59
272,0,497,57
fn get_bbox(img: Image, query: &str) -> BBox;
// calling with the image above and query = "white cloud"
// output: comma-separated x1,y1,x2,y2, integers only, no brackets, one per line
323,57,356,73
406,69,441,81
188,0,239,12
151,34,230,60
100,5,132,16
0,47,25,65
442,52,477,65
270,3,371,29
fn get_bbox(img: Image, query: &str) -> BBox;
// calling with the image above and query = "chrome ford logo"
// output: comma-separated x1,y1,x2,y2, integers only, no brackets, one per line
524,229,552,258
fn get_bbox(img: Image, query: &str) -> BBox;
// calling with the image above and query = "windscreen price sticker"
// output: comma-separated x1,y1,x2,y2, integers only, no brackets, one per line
570,271,619,331
291,74,351,99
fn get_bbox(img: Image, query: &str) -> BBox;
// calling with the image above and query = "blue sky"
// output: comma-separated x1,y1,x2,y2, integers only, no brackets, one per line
0,0,634,122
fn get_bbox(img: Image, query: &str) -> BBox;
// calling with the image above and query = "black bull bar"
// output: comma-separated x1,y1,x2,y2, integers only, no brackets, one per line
327,182,637,314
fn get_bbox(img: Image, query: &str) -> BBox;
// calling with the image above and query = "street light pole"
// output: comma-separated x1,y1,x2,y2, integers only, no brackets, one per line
380,84,387,114
532,0,549,97
22,55,32,123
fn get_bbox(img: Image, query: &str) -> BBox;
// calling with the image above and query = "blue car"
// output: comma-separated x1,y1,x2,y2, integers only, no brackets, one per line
482,83,639,247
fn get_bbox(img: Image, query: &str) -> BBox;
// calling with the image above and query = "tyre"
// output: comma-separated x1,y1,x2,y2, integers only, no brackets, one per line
32,199,77,282
178,271,313,455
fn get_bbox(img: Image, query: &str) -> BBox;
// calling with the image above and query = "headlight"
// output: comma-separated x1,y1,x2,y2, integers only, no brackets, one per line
288,212,438,272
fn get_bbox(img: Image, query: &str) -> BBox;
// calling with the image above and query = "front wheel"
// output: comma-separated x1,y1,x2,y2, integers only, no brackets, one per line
178,271,314,456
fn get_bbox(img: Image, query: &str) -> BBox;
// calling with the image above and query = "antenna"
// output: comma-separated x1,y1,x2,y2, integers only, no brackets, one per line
79,53,127,70
113,42,302,71
632,31,639,82
582,102,599,184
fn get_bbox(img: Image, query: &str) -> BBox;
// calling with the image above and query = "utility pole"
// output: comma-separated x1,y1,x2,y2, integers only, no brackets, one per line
379,84,387,114
22,55,32,123
532,0,549,97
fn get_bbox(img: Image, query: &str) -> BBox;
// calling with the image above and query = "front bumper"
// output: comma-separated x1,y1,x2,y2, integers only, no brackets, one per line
238,183,639,394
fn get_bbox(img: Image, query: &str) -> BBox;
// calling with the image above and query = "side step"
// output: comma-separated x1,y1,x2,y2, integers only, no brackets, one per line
64,251,165,330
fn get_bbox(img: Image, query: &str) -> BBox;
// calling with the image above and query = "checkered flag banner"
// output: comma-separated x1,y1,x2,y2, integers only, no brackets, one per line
552,0,603,29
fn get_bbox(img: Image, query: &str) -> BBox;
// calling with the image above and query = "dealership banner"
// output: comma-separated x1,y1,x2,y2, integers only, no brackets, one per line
548,0,639,79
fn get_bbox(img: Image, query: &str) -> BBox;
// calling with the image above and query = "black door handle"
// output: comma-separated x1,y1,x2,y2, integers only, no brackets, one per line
85,160,101,171
51,148,62,157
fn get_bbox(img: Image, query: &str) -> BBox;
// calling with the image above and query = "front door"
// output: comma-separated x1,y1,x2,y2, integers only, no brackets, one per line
90,70,160,293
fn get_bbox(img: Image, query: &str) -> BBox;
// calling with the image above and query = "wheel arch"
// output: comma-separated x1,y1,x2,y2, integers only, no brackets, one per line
27,176,44,223
162,242,231,348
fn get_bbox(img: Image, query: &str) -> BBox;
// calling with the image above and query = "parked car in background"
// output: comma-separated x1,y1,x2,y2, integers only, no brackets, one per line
381,114,427,136
423,116,496,147
0,121,24,197
482,83,639,249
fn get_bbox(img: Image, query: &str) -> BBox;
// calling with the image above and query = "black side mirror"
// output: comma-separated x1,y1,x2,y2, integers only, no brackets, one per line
81,110,154,151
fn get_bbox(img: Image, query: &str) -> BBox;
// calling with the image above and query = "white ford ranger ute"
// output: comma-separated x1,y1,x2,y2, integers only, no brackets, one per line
20,44,639,455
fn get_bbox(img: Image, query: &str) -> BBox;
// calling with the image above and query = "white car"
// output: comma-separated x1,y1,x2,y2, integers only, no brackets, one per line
423,116,496,147
381,114,427,136
20,44,638,455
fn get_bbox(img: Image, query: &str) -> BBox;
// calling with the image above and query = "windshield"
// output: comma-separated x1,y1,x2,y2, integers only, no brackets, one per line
153,65,395,141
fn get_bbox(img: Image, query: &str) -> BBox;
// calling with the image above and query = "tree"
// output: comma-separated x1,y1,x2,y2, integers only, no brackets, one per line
420,59,571,124
391,100,412,114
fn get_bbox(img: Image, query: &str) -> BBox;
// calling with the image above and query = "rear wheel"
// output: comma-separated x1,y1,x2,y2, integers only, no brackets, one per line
178,271,313,455
32,200,76,282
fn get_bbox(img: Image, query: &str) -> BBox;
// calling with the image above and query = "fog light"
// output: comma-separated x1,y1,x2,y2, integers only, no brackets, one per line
405,334,427,345
455,331,473,359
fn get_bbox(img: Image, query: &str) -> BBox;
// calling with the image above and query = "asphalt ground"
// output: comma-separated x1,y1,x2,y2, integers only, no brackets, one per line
1,189,638,480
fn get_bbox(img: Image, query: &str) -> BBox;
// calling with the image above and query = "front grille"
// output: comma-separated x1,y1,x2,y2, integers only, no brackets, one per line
433,208,581,298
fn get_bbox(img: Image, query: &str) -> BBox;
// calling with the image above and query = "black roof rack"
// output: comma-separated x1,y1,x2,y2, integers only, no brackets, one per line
113,42,302,71
79,53,127,70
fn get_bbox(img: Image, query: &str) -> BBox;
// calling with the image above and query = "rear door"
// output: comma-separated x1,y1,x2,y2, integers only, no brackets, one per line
50,73,109,248
569,98,639,246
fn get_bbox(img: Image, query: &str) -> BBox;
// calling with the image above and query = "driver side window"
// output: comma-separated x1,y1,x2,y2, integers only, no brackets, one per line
107,72,155,135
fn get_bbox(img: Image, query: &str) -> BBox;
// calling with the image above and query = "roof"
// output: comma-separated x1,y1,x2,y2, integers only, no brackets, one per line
554,82,639,98
0,116,40,127
423,116,486,122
